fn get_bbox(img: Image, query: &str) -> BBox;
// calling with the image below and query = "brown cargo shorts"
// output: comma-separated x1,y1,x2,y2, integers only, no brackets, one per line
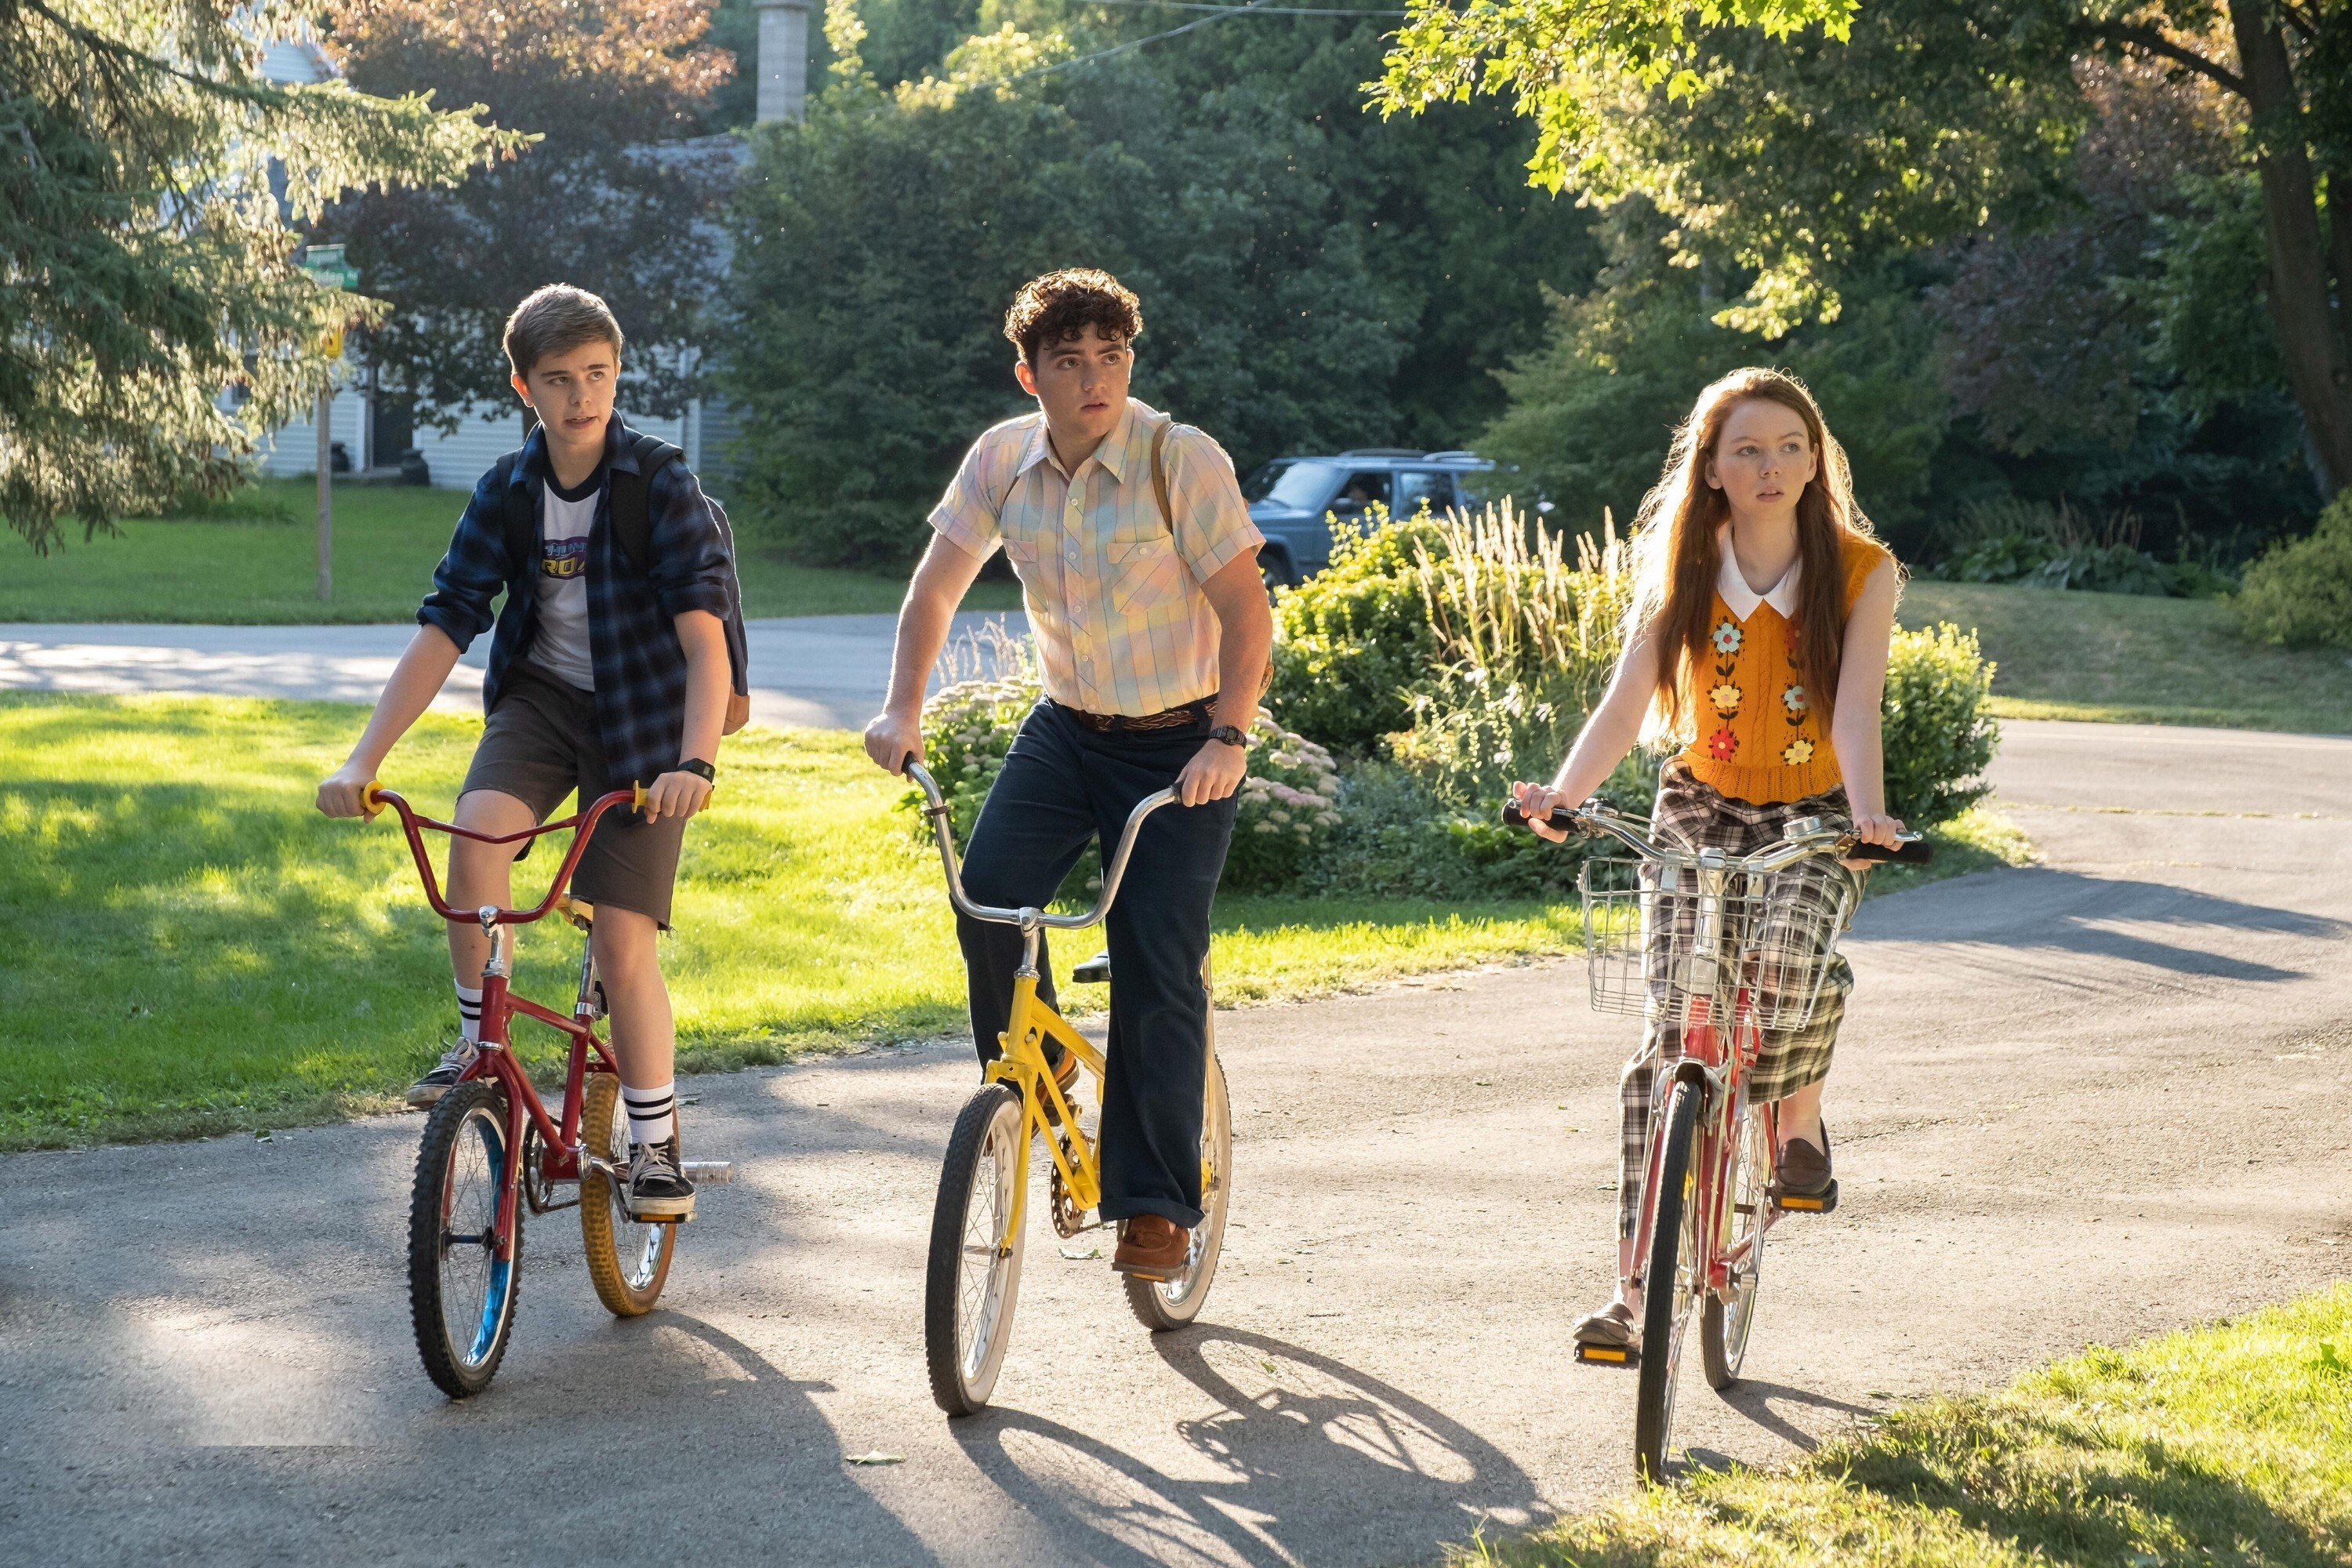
459,664,688,928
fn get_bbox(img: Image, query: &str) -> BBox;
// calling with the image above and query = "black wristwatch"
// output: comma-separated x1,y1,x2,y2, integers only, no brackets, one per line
674,757,717,782
1208,724,1247,749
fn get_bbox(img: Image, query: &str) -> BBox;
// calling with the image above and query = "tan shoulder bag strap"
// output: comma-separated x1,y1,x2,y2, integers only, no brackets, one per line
1149,416,1175,532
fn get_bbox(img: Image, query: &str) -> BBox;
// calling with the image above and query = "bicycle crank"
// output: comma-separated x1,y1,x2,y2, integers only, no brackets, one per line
1047,1145,1091,1239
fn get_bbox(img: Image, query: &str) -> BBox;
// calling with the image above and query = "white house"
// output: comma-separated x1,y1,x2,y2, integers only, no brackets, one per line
250,2,810,491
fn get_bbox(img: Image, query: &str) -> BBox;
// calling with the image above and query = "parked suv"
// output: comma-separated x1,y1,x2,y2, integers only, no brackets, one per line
1244,448,1497,586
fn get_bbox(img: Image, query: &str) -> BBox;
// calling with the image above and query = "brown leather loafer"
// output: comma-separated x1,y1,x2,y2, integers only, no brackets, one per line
1112,1215,1192,1280
1776,1121,1833,1198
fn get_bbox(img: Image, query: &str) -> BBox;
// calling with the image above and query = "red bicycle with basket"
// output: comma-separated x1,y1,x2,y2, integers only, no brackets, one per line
363,782,732,1398
1505,794,1926,1477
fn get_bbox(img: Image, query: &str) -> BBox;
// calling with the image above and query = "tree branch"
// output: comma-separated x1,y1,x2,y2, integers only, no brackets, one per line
19,0,296,111
2072,20,2248,98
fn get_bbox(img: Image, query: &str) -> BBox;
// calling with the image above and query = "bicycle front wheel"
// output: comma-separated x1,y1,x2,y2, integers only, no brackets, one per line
1702,1096,1772,1388
1635,1079,1704,1479
924,1083,1028,1415
579,1071,676,1317
408,1080,523,1399
1125,1051,1232,1330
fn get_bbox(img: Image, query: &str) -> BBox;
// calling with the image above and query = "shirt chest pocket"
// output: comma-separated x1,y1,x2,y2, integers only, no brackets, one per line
1106,535,1185,615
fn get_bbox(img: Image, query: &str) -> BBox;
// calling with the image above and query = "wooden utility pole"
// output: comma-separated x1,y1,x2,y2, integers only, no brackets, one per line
316,385,334,601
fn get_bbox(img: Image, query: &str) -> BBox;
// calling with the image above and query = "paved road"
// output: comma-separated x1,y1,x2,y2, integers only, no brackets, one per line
5,721,2350,1566
0,614,1018,730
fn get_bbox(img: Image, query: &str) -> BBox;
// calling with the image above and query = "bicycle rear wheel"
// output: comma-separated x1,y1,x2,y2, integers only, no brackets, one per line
1635,1079,1704,1479
579,1071,676,1317
924,1083,1027,1415
408,1080,522,1399
1702,1096,1772,1388
1125,1051,1232,1330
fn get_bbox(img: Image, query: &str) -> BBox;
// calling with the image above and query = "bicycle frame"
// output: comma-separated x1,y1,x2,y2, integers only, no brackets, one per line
902,760,1176,1246
365,782,646,1258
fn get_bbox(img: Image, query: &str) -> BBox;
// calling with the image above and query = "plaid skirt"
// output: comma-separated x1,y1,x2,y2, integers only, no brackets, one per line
1614,759,1865,1237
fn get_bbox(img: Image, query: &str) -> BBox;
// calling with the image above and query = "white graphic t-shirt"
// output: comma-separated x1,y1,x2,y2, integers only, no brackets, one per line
528,469,601,691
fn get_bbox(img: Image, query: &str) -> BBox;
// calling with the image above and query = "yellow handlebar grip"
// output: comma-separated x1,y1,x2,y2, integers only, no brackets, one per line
361,781,384,813
633,782,648,812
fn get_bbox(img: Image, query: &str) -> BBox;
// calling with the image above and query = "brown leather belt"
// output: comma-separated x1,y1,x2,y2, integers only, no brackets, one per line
1054,695,1218,735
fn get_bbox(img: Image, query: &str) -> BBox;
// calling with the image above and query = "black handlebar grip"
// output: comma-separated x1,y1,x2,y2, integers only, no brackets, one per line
1848,837,1933,865
1501,801,1578,832
902,752,917,775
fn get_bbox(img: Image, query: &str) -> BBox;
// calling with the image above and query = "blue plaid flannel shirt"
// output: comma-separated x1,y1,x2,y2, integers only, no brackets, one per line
418,416,734,795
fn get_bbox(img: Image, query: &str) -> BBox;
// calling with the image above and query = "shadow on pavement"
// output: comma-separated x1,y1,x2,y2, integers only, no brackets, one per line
946,1325,1548,1566
1853,869,2349,983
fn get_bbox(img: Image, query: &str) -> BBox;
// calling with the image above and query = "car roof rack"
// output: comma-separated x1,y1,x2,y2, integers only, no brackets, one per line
1423,450,1496,466
1335,448,1426,459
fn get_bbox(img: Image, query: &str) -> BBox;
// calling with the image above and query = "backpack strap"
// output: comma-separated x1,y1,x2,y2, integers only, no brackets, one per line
606,432,682,573
495,451,534,572
1149,416,1174,532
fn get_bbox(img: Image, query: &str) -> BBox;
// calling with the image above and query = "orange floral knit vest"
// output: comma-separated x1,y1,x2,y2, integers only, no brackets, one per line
1675,531,1894,805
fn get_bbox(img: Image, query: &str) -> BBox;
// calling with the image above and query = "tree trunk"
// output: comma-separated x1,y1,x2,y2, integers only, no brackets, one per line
2228,0,2352,495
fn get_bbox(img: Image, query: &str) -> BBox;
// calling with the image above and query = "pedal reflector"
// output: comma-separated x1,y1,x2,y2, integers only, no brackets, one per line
1773,1179,1839,1214
1576,1343,1637,1366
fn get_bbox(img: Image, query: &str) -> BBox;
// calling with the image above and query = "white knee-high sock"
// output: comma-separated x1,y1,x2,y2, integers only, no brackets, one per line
622,1082,676,1147
453,983,484,1045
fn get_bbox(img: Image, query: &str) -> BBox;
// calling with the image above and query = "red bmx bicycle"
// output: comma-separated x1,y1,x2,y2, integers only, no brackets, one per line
364,782,732,1398
1505,797,1925,1477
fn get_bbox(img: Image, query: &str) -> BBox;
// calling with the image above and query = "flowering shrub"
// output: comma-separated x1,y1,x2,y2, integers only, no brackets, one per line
1225,712,1343,891
898,623,1043,850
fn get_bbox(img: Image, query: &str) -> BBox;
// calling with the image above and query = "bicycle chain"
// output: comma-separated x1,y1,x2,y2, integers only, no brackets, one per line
1048,1132,1090,1238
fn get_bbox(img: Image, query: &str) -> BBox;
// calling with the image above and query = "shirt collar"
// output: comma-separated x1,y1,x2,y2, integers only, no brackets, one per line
517,413,635,482
1715,525,1802,619
1014,399,1149,483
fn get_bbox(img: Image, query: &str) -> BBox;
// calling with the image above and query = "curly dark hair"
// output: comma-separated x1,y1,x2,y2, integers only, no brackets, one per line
1003,268,1143,362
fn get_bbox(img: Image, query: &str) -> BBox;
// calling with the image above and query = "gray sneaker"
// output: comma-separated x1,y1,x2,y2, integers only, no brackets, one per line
405,1042,477,1109
625,1138,697,1221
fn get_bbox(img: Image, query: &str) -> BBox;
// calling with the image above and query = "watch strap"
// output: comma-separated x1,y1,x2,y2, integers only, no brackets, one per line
675,757,717,782
1209,724,1247,748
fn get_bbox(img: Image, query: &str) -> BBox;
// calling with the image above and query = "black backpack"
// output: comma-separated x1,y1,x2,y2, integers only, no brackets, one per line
499,431,753,734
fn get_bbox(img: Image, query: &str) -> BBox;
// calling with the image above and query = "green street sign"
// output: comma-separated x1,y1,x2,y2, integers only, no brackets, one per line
299,244,360,289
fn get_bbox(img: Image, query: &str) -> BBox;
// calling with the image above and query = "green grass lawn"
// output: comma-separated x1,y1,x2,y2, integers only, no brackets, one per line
0,695,1592,1150
2,477,1021,623
1903,580,2352,735
1463,1283,2352,1566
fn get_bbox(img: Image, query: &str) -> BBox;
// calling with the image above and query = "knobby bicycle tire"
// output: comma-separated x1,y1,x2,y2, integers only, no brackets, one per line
1635,1080,1703,1479
924,1083,1027,1416
579,1072,676,1317
1125,1054,1232,1331
408,1080,523,1399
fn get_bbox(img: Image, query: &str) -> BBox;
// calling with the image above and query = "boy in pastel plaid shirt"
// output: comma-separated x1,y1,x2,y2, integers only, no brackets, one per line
865,269,1271,1282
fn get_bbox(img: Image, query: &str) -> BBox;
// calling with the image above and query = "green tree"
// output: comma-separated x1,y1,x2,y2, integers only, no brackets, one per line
2,0,510,551
323,0,735,423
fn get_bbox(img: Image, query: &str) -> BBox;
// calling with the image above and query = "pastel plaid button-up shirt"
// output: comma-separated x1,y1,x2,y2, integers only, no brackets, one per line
930,398,1263,717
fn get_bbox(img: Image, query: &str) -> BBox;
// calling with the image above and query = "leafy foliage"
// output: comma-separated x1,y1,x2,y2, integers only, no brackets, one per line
2234,493,2352,652
321,0,736,423
1269,511,1443,754
1225,714,1344,894
719,6,1600,567
1880,622,1998,826
1,0,513,550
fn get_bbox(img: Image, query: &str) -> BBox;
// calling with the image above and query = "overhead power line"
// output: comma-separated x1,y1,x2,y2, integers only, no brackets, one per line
996,0,1406,85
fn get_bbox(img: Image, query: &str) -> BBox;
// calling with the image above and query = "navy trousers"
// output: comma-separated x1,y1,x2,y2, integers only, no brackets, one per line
955,699,1238,1228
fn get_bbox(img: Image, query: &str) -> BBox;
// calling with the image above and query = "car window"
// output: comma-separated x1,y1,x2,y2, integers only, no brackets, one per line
1260,460,1345,511
1396,470,1453,517
1332,470,1393,511
1243,459,1299,503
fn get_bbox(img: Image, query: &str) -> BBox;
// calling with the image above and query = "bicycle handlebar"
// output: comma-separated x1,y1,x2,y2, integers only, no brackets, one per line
1500,798,1933,868
902,757,1176,931
364,782,646,926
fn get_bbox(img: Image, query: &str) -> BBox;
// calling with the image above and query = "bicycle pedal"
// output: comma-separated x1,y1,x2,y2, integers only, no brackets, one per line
1773,1179,1839,1214
680,1160,735,1185
1575,1342,1639,1367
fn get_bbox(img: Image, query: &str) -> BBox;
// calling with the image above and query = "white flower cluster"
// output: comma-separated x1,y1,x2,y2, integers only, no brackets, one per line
1236,712,1342,844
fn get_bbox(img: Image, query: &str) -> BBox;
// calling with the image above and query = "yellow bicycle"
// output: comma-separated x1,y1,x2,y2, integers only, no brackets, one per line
904,761,1232,1416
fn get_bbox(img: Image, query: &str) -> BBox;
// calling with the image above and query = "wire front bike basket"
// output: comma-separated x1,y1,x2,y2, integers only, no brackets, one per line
1577,855,1857,1032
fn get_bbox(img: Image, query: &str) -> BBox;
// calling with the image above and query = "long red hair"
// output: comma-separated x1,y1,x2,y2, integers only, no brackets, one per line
1627,368,1878,742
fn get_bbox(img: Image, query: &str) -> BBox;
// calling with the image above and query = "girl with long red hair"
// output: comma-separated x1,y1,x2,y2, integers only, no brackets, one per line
1512,368,1907,1352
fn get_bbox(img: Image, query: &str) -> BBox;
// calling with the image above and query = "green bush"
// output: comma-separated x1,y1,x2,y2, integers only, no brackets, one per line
1881,622,1998,826
1267,510,1441,754
1225,713,1343,893
2234,492,2352,651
